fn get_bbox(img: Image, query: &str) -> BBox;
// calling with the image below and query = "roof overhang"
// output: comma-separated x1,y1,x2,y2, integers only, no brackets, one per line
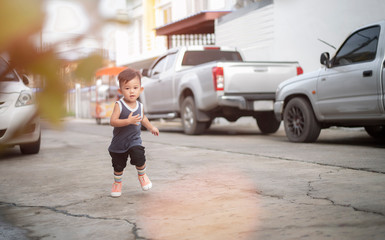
95,66,127,77
155,11,231,36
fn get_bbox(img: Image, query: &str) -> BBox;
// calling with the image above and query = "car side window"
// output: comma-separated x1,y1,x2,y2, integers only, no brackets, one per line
0,58,17,82
165,53,176,71
151,56,167,76
333,26,380,67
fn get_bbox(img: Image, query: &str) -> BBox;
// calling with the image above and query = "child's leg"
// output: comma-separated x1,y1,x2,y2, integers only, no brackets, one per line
109,151,128,197
114,171,123,183
136,164,152,191
111,171,123,197
128,146,152,191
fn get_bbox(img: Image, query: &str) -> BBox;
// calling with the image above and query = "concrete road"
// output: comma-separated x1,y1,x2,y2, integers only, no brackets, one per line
0,118,384,240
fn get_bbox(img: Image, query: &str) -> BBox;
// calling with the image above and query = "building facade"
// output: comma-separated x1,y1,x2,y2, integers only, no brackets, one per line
216,0,385,72
115,0,237,68
67,0,385,118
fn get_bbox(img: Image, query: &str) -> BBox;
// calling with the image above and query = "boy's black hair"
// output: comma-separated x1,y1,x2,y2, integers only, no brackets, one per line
117,67,141,87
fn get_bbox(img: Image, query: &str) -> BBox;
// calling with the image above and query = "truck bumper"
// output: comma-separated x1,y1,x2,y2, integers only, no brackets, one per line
274,100,284,121
218,96,247,109
218,96,274,111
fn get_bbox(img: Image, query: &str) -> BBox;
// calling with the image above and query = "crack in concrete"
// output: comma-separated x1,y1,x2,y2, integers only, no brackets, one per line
0,201,149,240
255,190,284,200
150,139,385,220
254,170,385,218
146,141,385,175
306,171,385,217
254,220,385,231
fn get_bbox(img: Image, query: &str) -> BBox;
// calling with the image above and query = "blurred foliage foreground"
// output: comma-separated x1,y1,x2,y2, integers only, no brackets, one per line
0,0,112,125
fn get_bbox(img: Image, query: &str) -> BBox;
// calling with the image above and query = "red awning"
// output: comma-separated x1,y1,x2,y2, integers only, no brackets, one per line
155,11,231,36
95,67,127,77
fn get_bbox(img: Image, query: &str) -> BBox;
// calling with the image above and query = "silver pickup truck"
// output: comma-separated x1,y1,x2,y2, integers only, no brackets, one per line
141,46,302,134
274,21,385,142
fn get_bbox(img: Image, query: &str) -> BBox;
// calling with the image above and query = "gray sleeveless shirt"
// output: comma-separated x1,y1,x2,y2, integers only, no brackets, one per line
108,99,143,153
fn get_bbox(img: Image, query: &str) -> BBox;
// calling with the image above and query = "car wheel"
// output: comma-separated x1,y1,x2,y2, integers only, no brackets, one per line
181,96,206,135
20,133,41,154
283,97,321,142
364,125,385,139
256,112,281,134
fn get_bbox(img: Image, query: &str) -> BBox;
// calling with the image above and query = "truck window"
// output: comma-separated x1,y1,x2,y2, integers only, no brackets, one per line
165,53,176,71
182,50,243,66
151,56,167,76
333,26,380,67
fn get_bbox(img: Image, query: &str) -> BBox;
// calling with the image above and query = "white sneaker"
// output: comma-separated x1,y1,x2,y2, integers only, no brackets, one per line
111,182,122,197
138,174,152,191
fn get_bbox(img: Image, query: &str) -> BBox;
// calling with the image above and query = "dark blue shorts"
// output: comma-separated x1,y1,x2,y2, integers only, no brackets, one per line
109,145,146,172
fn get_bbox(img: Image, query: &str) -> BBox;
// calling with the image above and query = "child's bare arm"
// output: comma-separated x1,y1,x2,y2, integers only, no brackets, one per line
141,114,159,136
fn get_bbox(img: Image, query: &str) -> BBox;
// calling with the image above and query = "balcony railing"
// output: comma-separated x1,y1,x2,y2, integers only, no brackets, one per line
169,33,215,48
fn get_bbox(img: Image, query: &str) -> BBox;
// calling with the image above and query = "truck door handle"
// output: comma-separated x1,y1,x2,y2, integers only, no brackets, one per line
363,70,372,77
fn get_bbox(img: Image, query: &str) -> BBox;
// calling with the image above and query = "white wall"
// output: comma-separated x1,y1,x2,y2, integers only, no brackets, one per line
216,0,385,72
216,3,275,61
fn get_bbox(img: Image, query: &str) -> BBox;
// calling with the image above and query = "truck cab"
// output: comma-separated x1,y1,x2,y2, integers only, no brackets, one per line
274,21,385,142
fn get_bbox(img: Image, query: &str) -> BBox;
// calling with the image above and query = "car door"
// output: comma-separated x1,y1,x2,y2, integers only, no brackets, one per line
143,55,167,112
160,52,177,111
143,53,177,112
316,26,381,119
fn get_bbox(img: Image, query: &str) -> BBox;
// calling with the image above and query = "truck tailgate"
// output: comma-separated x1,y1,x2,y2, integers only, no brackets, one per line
222,62,299,94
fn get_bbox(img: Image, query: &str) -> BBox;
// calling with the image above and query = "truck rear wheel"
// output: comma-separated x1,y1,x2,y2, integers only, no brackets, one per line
256,112,281,134
181,97,206,135
283,97,321,142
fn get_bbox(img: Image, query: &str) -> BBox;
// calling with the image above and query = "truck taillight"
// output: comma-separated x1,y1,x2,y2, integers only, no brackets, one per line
212,67,224,91
297,66,304,75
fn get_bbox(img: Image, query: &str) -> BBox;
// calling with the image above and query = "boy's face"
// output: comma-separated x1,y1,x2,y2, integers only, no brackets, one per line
118,76,143,103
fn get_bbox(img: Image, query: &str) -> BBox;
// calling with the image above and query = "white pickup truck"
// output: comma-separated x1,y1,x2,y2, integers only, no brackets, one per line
141,46,302,134
274,21,385,142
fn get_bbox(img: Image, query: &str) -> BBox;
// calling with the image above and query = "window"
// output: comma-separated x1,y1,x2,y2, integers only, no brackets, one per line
182,50,243,66
333,26,380,67
163,6,171,25
165,53,176,71
151,56,167,76
151,53,176,76
0,58,17,82
155,1,172,26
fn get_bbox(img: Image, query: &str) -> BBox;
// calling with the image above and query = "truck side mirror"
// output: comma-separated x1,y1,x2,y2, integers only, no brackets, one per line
320,52,330,68
141,69,149,77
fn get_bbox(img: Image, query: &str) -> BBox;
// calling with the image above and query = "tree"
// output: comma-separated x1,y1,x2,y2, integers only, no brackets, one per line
0,0,128,124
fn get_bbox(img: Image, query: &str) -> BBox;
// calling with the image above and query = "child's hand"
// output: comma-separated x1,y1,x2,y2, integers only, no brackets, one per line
150,127,159,136
127,112,141,125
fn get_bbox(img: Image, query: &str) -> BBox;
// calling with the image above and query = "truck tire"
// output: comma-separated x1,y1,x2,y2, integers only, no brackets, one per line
256,112,281,134
181,96,206,135
364,125,385,139
283,97,321,142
